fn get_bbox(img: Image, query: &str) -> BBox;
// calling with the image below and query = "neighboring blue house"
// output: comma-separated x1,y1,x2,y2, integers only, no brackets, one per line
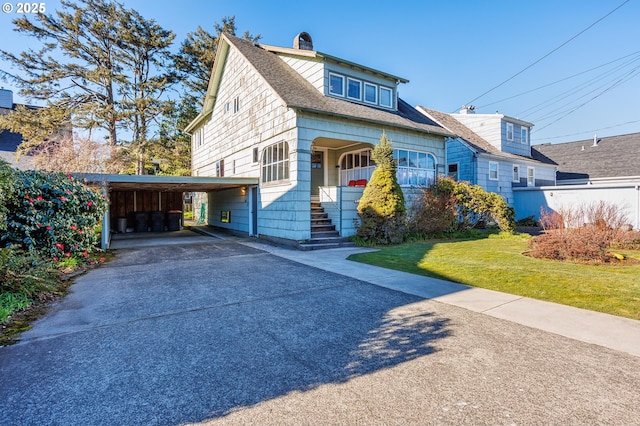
0,89,36,170
186,32,453,248
417,106,556,207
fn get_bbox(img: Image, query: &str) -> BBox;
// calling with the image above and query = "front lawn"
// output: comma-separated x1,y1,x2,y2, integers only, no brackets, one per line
348,233,640,320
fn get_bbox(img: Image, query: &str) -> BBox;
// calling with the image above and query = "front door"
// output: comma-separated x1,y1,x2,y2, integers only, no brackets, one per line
310,150,324,196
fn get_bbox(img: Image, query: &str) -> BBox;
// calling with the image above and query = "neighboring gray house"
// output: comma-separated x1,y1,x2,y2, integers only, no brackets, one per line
514,133,640,229
186,32,452,247
0,88,35,170
417,106,556,207
531,133,640,185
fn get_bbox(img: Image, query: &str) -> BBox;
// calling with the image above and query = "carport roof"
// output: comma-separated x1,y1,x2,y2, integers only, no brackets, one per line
75,173,259,192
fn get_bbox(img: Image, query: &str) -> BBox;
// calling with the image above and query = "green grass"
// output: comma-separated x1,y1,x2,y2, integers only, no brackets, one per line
348,233,640,320
0,292,31,323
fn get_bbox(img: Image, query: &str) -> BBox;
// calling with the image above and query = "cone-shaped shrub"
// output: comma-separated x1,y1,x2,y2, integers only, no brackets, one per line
356,133,405,244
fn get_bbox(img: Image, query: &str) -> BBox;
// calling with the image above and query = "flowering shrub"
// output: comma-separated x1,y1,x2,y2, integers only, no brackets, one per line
1,170,107,260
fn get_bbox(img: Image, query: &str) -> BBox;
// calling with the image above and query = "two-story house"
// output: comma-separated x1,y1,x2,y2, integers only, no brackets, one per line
185,32,452,248
417,106,556,207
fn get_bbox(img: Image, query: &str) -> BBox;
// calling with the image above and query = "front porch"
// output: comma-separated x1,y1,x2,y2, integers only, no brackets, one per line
315,185,364,238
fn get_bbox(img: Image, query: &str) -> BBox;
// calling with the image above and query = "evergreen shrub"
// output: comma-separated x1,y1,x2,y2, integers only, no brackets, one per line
356,133,406,244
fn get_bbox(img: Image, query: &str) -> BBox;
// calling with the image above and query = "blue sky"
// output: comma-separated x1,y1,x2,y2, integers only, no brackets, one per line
1,0,639,144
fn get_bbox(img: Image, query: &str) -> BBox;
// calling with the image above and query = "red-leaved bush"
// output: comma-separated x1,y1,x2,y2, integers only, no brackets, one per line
527,201,631,262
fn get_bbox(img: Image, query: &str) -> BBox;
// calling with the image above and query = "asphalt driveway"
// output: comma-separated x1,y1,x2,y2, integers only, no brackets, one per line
1,238,639,425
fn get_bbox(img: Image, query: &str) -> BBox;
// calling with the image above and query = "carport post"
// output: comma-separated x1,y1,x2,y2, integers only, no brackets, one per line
101,184,110,250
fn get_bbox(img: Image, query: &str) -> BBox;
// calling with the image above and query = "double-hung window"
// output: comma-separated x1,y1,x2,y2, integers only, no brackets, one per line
506,123,514,142
527,167,535,187
521,127,528,144
512,165,520,182
489,162,499,181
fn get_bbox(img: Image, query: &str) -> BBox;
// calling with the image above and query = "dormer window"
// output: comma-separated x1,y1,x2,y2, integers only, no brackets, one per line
379,87,392,108
521,127,528,144
347,78,362,100
329,73,344,96
328,71,394,109
364,83,377,104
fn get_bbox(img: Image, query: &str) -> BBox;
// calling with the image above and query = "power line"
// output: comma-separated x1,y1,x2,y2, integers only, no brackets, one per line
534,65,640,132
523,56,640,120
476,50,640,110
533,118,640,142
457,0,630,111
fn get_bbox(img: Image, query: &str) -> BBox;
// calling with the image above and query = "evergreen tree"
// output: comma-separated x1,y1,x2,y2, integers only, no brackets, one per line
174,16,261,106
116,7,177,173
357,133,406,244
1,0,125,147
1,0,177,174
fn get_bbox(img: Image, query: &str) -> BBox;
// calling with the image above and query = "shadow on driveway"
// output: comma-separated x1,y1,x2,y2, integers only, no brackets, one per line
0,240,450,425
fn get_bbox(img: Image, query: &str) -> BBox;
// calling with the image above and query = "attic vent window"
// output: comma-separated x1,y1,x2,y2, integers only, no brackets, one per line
293,32,313,50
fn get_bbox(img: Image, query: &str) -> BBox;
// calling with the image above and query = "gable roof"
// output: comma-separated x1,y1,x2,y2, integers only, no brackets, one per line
532,132,640,180
186,34,452,138
417,106,553,164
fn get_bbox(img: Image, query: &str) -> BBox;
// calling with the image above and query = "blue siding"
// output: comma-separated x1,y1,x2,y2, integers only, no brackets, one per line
501,121,532,157
447,138,475,183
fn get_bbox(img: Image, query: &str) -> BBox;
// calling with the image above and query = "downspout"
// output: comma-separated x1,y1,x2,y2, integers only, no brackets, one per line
636,185,640,230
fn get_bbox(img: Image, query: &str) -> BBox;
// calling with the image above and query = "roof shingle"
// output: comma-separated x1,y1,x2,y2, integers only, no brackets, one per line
225,35,452,137
532,133,640,180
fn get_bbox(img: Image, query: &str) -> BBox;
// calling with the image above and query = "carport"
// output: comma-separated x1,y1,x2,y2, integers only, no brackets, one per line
78,174,259,249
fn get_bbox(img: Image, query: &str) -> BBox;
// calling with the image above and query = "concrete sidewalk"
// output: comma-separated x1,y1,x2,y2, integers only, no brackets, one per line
241,240,640,358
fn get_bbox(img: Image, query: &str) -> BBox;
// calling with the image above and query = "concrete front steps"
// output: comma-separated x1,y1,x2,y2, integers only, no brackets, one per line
300,201,355,250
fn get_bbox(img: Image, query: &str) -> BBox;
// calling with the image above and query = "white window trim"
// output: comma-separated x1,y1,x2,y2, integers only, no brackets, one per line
346,77,362,101
512,164,520,182
527,166,535,187
364,82,377,104
489,161,499,181
521,127,528,144
394,149,437,187
506,122,514,142
338,149,376,186
379,86,393,108
193,128,202,148
261,141,290,185
215,159,224,177
328,72,344,97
